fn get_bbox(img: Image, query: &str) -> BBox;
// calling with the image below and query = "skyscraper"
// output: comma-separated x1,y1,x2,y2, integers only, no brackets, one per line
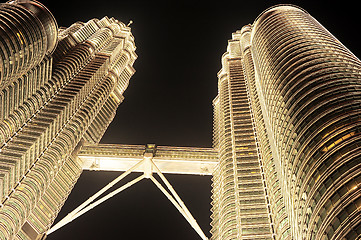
0,1,136,239
0,1,360,240
211,5,361,240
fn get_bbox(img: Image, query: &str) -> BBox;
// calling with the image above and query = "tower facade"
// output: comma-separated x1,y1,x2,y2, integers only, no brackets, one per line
211,5,361,240
0,1,136,239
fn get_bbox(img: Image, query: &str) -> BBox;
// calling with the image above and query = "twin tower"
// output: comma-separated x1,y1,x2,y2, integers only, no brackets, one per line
0,1,360,240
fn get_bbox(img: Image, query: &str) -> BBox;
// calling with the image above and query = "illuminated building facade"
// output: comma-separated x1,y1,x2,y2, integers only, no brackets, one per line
211,5,361,240
0,0,136,239
0,1,360,240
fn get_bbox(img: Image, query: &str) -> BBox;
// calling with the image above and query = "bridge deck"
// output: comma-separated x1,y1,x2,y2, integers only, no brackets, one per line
78,144,218,175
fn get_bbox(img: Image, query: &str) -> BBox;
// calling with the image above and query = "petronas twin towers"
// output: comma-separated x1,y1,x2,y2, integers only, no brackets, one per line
0,1,360,240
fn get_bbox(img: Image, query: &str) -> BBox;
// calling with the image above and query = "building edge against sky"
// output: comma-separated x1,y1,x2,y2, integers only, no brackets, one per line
211,4,361,240
0,0,136,239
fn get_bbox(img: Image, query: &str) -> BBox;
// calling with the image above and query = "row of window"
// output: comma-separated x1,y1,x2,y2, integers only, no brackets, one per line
24,155,82,235
251,6,361,239
0,19,137,238
0,54,119,239
0,3,55,89
83,81,119,143
0,54,107,201
211,59,273,239
212,60,241,240
242,45,291,239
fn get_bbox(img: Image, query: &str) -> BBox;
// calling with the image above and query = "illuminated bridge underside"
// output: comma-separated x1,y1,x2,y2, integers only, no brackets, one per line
79,144,218,175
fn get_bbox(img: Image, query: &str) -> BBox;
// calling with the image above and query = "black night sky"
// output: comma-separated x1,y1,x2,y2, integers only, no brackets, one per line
41,1,360,239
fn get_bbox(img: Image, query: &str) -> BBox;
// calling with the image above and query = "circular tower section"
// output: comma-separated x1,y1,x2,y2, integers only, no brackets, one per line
0,0,58,89
251,5,361,239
